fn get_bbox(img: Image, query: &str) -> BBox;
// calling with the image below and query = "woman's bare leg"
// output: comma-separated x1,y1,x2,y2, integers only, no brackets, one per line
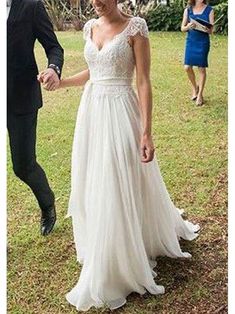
197,67,207,105
184,65,198,100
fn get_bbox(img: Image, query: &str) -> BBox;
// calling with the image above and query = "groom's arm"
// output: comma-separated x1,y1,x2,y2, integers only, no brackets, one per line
33,0,64,78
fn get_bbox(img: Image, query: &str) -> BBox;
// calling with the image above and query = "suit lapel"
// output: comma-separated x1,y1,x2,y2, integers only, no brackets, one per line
8,0,21,23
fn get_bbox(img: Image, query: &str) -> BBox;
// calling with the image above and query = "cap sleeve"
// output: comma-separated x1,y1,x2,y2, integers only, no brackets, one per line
207,5,213,14
83,19,95,41
126,17,149,38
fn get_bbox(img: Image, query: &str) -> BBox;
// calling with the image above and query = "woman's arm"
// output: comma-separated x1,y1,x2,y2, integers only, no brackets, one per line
132,34,155,163
181,8,195,32
207,9,215,34
59,69,90,88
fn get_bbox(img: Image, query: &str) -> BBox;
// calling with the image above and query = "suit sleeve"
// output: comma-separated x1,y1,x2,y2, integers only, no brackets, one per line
33,0,64,77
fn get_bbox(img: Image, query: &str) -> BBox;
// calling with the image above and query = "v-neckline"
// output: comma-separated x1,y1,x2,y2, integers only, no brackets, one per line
192,5,208,15
89,17,134,53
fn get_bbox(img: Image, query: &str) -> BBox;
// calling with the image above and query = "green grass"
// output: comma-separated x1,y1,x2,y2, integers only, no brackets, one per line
7,31,227,314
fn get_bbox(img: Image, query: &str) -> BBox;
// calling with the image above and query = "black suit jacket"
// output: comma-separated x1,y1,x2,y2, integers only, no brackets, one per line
7,0,64,114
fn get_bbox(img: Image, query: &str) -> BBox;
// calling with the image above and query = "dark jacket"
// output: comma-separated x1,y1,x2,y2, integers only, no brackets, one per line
7,0,64,114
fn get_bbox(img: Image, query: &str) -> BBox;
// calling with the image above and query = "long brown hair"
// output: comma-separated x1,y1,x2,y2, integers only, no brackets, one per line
187,0,207,6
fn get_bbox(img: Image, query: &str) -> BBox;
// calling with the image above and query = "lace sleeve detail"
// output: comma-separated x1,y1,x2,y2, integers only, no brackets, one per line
83,19,95,41
126,17,149,38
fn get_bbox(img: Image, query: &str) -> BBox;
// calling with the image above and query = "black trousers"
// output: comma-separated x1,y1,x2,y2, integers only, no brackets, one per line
7,110,54,211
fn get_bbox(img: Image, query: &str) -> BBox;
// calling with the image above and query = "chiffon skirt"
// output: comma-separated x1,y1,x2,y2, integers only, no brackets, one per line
66,79,200,311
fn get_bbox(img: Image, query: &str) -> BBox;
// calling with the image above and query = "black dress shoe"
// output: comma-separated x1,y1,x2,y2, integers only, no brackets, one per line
40,206,56,236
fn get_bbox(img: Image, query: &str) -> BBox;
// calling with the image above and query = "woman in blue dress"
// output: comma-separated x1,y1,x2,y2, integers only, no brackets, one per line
181,0,214,106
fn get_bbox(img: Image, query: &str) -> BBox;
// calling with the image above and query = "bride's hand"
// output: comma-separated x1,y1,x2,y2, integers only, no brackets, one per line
140,134,155,163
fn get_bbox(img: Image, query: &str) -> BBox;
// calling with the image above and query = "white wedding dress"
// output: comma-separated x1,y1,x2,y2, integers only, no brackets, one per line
66,17,200,312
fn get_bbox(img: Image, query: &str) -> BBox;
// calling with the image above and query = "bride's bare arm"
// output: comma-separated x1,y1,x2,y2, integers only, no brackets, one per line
59,69,90,88
132,34,155,163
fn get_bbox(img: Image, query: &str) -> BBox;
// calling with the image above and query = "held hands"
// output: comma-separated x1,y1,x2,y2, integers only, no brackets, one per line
140,134,155,163
37,68,60,91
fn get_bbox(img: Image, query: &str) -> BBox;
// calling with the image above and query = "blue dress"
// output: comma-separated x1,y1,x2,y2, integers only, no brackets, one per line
184,5,212,67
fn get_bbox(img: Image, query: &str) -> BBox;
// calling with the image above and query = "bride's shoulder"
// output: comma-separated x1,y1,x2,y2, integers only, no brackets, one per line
83,18,96,30
131,16,146,22
128,16,149,38
83,19,96,40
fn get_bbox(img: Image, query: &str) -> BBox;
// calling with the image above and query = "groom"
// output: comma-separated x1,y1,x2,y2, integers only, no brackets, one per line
7,0,64,235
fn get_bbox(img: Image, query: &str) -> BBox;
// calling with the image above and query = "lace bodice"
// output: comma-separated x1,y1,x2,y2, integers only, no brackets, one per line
83,17,149,82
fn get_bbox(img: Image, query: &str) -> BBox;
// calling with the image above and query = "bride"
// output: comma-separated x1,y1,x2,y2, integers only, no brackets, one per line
47,0,200,311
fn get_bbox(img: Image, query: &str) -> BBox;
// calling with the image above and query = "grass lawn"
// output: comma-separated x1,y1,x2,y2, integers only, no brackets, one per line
7,31,227,314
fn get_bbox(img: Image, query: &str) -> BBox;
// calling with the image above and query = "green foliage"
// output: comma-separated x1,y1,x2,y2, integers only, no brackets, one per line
209,0,227,5
144,0,228,34
213,1,228,34
145,3,184,32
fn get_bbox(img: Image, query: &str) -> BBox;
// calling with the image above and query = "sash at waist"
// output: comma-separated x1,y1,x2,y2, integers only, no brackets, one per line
89,78,133,86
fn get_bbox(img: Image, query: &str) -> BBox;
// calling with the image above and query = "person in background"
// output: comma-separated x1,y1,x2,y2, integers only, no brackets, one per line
7,0,64,235
181,0,214,106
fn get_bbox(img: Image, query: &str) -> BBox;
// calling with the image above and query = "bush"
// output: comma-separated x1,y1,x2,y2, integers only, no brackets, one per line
209,0,227,5
43,0,95,31
213,1,228,34
43,0,228,34
143,0,228,34
43,0,72,31
145,3,184,32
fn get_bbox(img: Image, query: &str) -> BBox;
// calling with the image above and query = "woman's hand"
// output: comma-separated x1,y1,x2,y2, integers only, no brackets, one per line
205,27,213,34
140,134,155,163
186,22,196,30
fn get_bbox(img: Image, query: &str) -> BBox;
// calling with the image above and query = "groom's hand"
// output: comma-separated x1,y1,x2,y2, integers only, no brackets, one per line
37,69,60,91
